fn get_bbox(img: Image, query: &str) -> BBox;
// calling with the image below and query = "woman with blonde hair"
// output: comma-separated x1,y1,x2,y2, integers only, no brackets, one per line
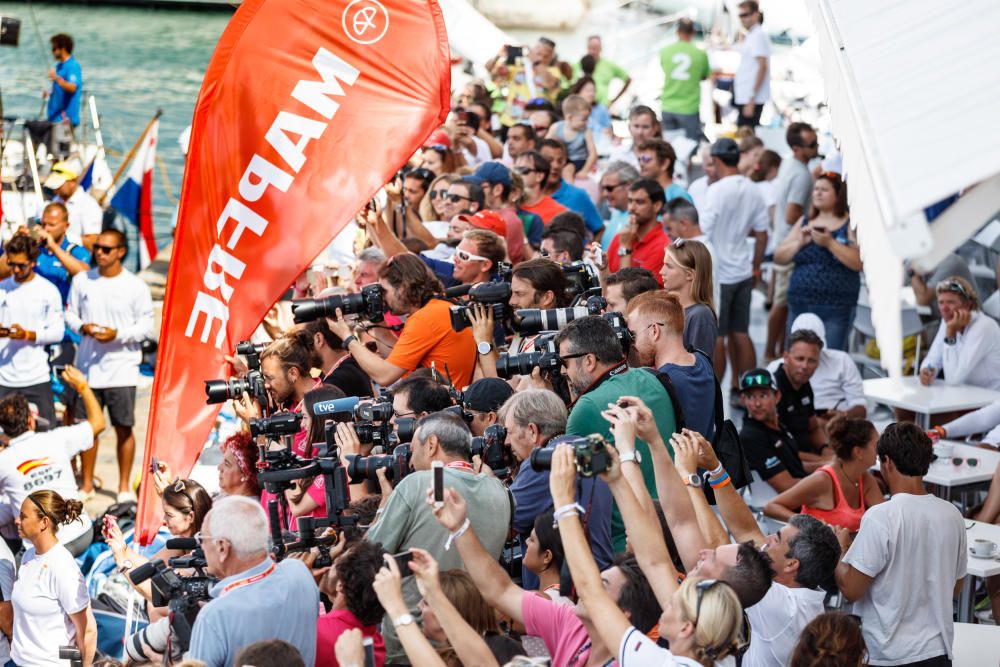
661,238,718,356
420,173,459,222
12,490,96,666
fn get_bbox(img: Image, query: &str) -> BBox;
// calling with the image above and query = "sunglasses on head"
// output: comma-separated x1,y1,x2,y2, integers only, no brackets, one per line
694,579,726,624
939,280,970,300
739,371,773,390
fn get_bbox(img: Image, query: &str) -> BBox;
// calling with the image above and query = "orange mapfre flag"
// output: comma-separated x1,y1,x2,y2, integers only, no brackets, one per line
136,0,450,543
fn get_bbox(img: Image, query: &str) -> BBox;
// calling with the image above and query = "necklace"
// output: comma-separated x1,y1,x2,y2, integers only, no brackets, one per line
839,462,860,488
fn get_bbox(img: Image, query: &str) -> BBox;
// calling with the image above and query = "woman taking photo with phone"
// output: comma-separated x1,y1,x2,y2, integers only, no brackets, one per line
11,490,96,667
774,172,860,351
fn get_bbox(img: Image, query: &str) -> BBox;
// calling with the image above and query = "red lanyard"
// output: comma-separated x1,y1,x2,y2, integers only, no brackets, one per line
445,461,475,473
220,562,276,596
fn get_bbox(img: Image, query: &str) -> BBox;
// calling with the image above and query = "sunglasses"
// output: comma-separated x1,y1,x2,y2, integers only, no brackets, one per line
559,352,588,368
455,248,488,262
739,372,773,390
637,155,655,164
602,183,621,192
628,322,663,339
446,193,473,203
951,457,979,467
514,166,540,175
939,280,970,300
7,261,30,270
694,579,725,624
93,244,121,254
170,478,197,512
430,189,449,200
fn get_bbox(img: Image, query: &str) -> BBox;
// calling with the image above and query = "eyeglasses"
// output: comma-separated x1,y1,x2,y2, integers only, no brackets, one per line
430,189,449,200
193,531,225,546
514,166,540,175
455,248,489,262
558,352,588,368
93,244,121,254
445,193,473,203
393,409,415,419
628,322,663,339
602,183,622,192
694,579,725,624
637,155,655,164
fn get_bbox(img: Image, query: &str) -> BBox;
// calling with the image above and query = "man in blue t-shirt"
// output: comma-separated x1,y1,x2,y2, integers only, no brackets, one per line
539,139,604,237
47,33,83,127
30,203,91,306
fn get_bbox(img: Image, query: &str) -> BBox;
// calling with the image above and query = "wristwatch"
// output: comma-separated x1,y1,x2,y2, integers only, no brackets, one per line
619,450,642,465
683,473,702,488
117,559,134,575
944,336,957,345
477,341,494,355
393,613,416,628
617,247,633,257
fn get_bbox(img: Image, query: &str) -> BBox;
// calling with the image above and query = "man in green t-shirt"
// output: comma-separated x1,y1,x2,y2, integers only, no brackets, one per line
555,316,677,552
572,35,631,107
658,19,710,142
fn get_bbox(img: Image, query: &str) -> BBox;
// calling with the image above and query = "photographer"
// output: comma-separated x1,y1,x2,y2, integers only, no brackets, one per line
293,319,374,398
187,496,319,667
0,366,105,555
498,389,613,586
604,267,659,315
366,411,510,665
316,540,387,667
462,377,514,437
556,316,677,551
327,253,476,389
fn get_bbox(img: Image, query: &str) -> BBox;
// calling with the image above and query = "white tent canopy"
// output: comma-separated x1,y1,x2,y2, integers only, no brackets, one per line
805,0,1000,376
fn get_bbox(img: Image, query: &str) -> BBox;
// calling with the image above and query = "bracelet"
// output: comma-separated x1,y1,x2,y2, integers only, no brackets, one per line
341,335,358,350
706,463,725,478
552,502,585,528
445,517,470,551
708,472,731,489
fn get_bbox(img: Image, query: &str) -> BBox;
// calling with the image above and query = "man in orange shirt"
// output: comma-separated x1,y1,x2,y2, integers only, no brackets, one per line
515,151,567,225
327,253,476,389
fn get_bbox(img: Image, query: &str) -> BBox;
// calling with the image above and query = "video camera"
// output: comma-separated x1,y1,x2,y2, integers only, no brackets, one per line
125,549,216,661
495,333,560,380
470,424,512,475
291,283,385,324
512,294,606,335
530,434,610,478
204,340,268,405
450,281,513,333
249,411,302,440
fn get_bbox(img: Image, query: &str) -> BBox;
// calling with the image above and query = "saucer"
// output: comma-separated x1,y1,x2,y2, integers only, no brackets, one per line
969,544,1000,559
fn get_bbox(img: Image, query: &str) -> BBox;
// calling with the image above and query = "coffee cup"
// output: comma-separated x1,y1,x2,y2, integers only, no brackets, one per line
972,539,997,556
934,442,954,461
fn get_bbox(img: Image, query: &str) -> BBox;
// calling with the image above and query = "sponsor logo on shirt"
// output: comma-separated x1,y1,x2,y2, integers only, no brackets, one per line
801,396,811,406
17,458,64,491
764,456,781,469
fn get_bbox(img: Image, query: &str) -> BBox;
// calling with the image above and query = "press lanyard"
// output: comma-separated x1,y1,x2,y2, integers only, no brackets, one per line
220,562,277,597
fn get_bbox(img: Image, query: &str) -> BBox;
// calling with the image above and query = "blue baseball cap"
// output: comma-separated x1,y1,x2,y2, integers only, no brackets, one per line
464,161,512,188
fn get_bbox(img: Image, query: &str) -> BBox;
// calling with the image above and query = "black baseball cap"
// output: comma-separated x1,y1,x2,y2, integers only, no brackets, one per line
710,138,740,166
738,368,777,393
463,378,515,413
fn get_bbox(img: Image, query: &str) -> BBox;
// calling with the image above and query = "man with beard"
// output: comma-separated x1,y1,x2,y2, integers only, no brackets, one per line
557,316,676,551
605,179,669,284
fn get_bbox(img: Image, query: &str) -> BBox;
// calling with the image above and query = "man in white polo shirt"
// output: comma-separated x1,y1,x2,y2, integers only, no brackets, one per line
66,229,154,502
0,233,64,425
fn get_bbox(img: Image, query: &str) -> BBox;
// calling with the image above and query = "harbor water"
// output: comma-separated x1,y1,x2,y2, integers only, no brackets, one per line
0,1,232,249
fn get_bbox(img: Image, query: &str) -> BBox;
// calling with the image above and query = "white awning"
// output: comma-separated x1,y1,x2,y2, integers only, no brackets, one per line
805,0,1000,376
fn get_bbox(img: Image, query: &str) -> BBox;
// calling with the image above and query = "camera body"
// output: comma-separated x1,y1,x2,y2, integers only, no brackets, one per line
470,424,510,474
204,370,266,405
530,434,610,477
354,398,394,423
249,411,303,439
495,333,560,379
234,340,266,371
291,283,385,324
450,282,513,333
563,261,601,300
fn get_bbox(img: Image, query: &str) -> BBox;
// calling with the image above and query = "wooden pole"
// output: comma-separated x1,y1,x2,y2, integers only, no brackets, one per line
99,108,162,206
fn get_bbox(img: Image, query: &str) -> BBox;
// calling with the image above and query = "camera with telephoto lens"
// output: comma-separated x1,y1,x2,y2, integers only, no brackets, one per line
562,261,601,299
124,555,216,662
204,369,266,405
530,434,610,478
291,283,385,324
513,294,606,336
602,312,633,356
471,424,511,474
495,333,559,379
346,444,411,484
450,281,513,332
249,411,303,439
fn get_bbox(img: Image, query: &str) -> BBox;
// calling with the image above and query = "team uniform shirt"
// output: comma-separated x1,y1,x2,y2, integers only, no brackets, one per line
66,268,154,388
920,311,1000,391
772,365,818,454
700,175,769,285
47,56,83,126
843,493,966,665
739,417,807,482
734,24,771,105
659,40,711,115
573,57,630,106
11,544,89,667
0,275,64,387
744,582,825,667
35,238,91,305
55,187,104,247
607,225,669,284
0,540,13,664
0,422,95,544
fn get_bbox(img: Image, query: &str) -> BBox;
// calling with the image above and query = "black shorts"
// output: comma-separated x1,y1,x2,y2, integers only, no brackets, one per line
736,102,764,128
72,386,137,427
718,278,753,335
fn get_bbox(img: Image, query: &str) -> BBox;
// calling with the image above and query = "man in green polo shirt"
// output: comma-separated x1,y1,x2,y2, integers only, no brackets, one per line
573,35,631,107
659,19,710,141
556,315,676,551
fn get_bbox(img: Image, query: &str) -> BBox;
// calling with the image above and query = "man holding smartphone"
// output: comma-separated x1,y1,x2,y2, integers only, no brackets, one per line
66,229,154,502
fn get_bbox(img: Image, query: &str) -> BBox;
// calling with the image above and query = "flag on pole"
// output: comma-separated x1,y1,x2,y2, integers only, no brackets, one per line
78,158,96,192
110,121,159,269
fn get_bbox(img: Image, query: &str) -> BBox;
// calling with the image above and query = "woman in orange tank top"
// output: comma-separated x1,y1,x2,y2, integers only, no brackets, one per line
764,417,886,532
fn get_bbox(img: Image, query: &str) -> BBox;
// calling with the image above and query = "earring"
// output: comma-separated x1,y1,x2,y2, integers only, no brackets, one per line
240,478,246,482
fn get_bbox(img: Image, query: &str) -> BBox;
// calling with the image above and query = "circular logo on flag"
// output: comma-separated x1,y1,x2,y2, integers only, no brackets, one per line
342,0,389,45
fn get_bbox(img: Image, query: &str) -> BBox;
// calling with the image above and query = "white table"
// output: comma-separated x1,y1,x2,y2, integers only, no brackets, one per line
953,623,1000,666
958,521,1000,622
863,376,1000,429
925,443,1000,488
